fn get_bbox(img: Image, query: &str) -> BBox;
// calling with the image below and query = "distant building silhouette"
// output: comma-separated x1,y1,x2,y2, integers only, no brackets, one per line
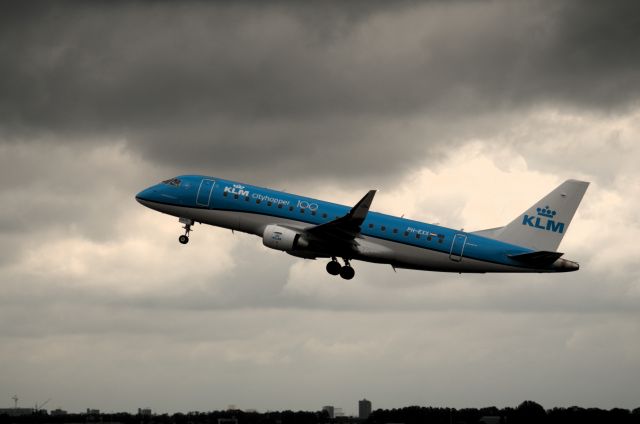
50,408,68,416
322,406,335,418
138,408,152,416
359,399,372,419
0,408,33,417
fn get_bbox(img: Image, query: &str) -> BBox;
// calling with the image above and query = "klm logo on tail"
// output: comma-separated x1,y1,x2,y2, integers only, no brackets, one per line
522,206,565,233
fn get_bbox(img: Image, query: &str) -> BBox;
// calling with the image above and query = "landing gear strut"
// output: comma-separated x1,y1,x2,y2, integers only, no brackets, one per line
178,218,194,244
326,257,355,280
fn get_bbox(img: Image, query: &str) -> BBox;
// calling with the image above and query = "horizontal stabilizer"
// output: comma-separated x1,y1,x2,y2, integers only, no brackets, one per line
509,250,564,265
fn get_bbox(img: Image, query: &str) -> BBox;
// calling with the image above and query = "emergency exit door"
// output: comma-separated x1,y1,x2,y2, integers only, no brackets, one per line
196,179,215,207
449,233,467,262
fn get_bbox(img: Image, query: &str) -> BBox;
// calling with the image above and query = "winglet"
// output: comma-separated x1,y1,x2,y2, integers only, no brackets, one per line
348,190,377,224
305,190,377,241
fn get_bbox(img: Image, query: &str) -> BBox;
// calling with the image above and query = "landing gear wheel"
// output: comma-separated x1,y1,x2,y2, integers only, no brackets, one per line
178,217,194,245
339,265,355,280
326,260,341,276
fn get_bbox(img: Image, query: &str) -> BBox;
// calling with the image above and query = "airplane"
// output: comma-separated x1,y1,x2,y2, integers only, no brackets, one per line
136,176,589,279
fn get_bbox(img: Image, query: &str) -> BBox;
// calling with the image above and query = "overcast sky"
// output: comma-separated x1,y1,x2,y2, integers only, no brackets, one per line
1,0,640,415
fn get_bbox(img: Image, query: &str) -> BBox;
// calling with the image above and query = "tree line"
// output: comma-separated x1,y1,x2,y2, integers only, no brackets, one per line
2,401,640,424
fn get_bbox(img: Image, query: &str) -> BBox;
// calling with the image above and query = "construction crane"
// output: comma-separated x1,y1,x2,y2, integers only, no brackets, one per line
35,398,51,412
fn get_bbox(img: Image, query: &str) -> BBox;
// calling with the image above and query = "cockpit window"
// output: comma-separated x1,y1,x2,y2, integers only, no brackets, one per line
161,177,181,187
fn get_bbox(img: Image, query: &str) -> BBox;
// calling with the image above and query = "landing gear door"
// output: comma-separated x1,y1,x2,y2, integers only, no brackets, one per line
196,179,215,207
449,233,467,262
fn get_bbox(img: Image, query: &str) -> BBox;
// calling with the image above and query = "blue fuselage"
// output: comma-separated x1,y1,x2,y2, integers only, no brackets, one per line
136,175,579,274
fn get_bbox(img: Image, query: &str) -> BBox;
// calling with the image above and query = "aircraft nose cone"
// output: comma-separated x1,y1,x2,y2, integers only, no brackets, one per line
135,187,157,205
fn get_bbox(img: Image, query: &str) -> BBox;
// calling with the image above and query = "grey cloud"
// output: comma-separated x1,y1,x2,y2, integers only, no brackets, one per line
2,298,639,412
2,234,637,317
0,142,156,240
2,1,640,180
1,1,640,413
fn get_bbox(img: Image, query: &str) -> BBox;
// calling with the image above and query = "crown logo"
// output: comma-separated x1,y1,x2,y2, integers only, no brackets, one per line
536,205,556,218
233,184,245,189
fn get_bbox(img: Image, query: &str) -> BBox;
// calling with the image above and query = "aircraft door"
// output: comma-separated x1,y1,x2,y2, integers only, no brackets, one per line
449,233,467,262
196,179,215,207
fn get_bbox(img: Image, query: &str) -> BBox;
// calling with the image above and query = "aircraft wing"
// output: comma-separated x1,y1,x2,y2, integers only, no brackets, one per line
305,190,377,243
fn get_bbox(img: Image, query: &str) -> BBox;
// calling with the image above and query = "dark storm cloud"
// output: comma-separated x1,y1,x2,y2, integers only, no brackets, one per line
1,1,640,179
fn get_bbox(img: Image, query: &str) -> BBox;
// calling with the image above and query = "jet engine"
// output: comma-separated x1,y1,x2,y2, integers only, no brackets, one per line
262,224,309,252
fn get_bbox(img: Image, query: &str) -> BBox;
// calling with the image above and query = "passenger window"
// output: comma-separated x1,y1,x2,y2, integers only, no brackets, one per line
234,194,238,200
223,191,228,197
289,206,294,211
322,213,328,219
416,233,421,239
245,196,249,201
393,228,398,234
404,231,409,236
300,209,305,214
381,226,386,232
427,236,432,241
256,199,261,204
267,201,272,207
368,223,374,229
311,211,316,216
277,204,283,209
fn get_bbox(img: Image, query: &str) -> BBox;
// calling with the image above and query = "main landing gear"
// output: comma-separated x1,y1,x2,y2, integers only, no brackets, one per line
178,218,194,244
326,257,355,280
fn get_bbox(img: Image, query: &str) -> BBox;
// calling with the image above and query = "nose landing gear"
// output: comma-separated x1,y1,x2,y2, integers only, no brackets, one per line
326,257,355,280
178,218,194,244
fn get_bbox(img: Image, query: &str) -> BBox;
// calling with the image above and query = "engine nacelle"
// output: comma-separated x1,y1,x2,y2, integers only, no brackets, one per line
262,224,309,252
